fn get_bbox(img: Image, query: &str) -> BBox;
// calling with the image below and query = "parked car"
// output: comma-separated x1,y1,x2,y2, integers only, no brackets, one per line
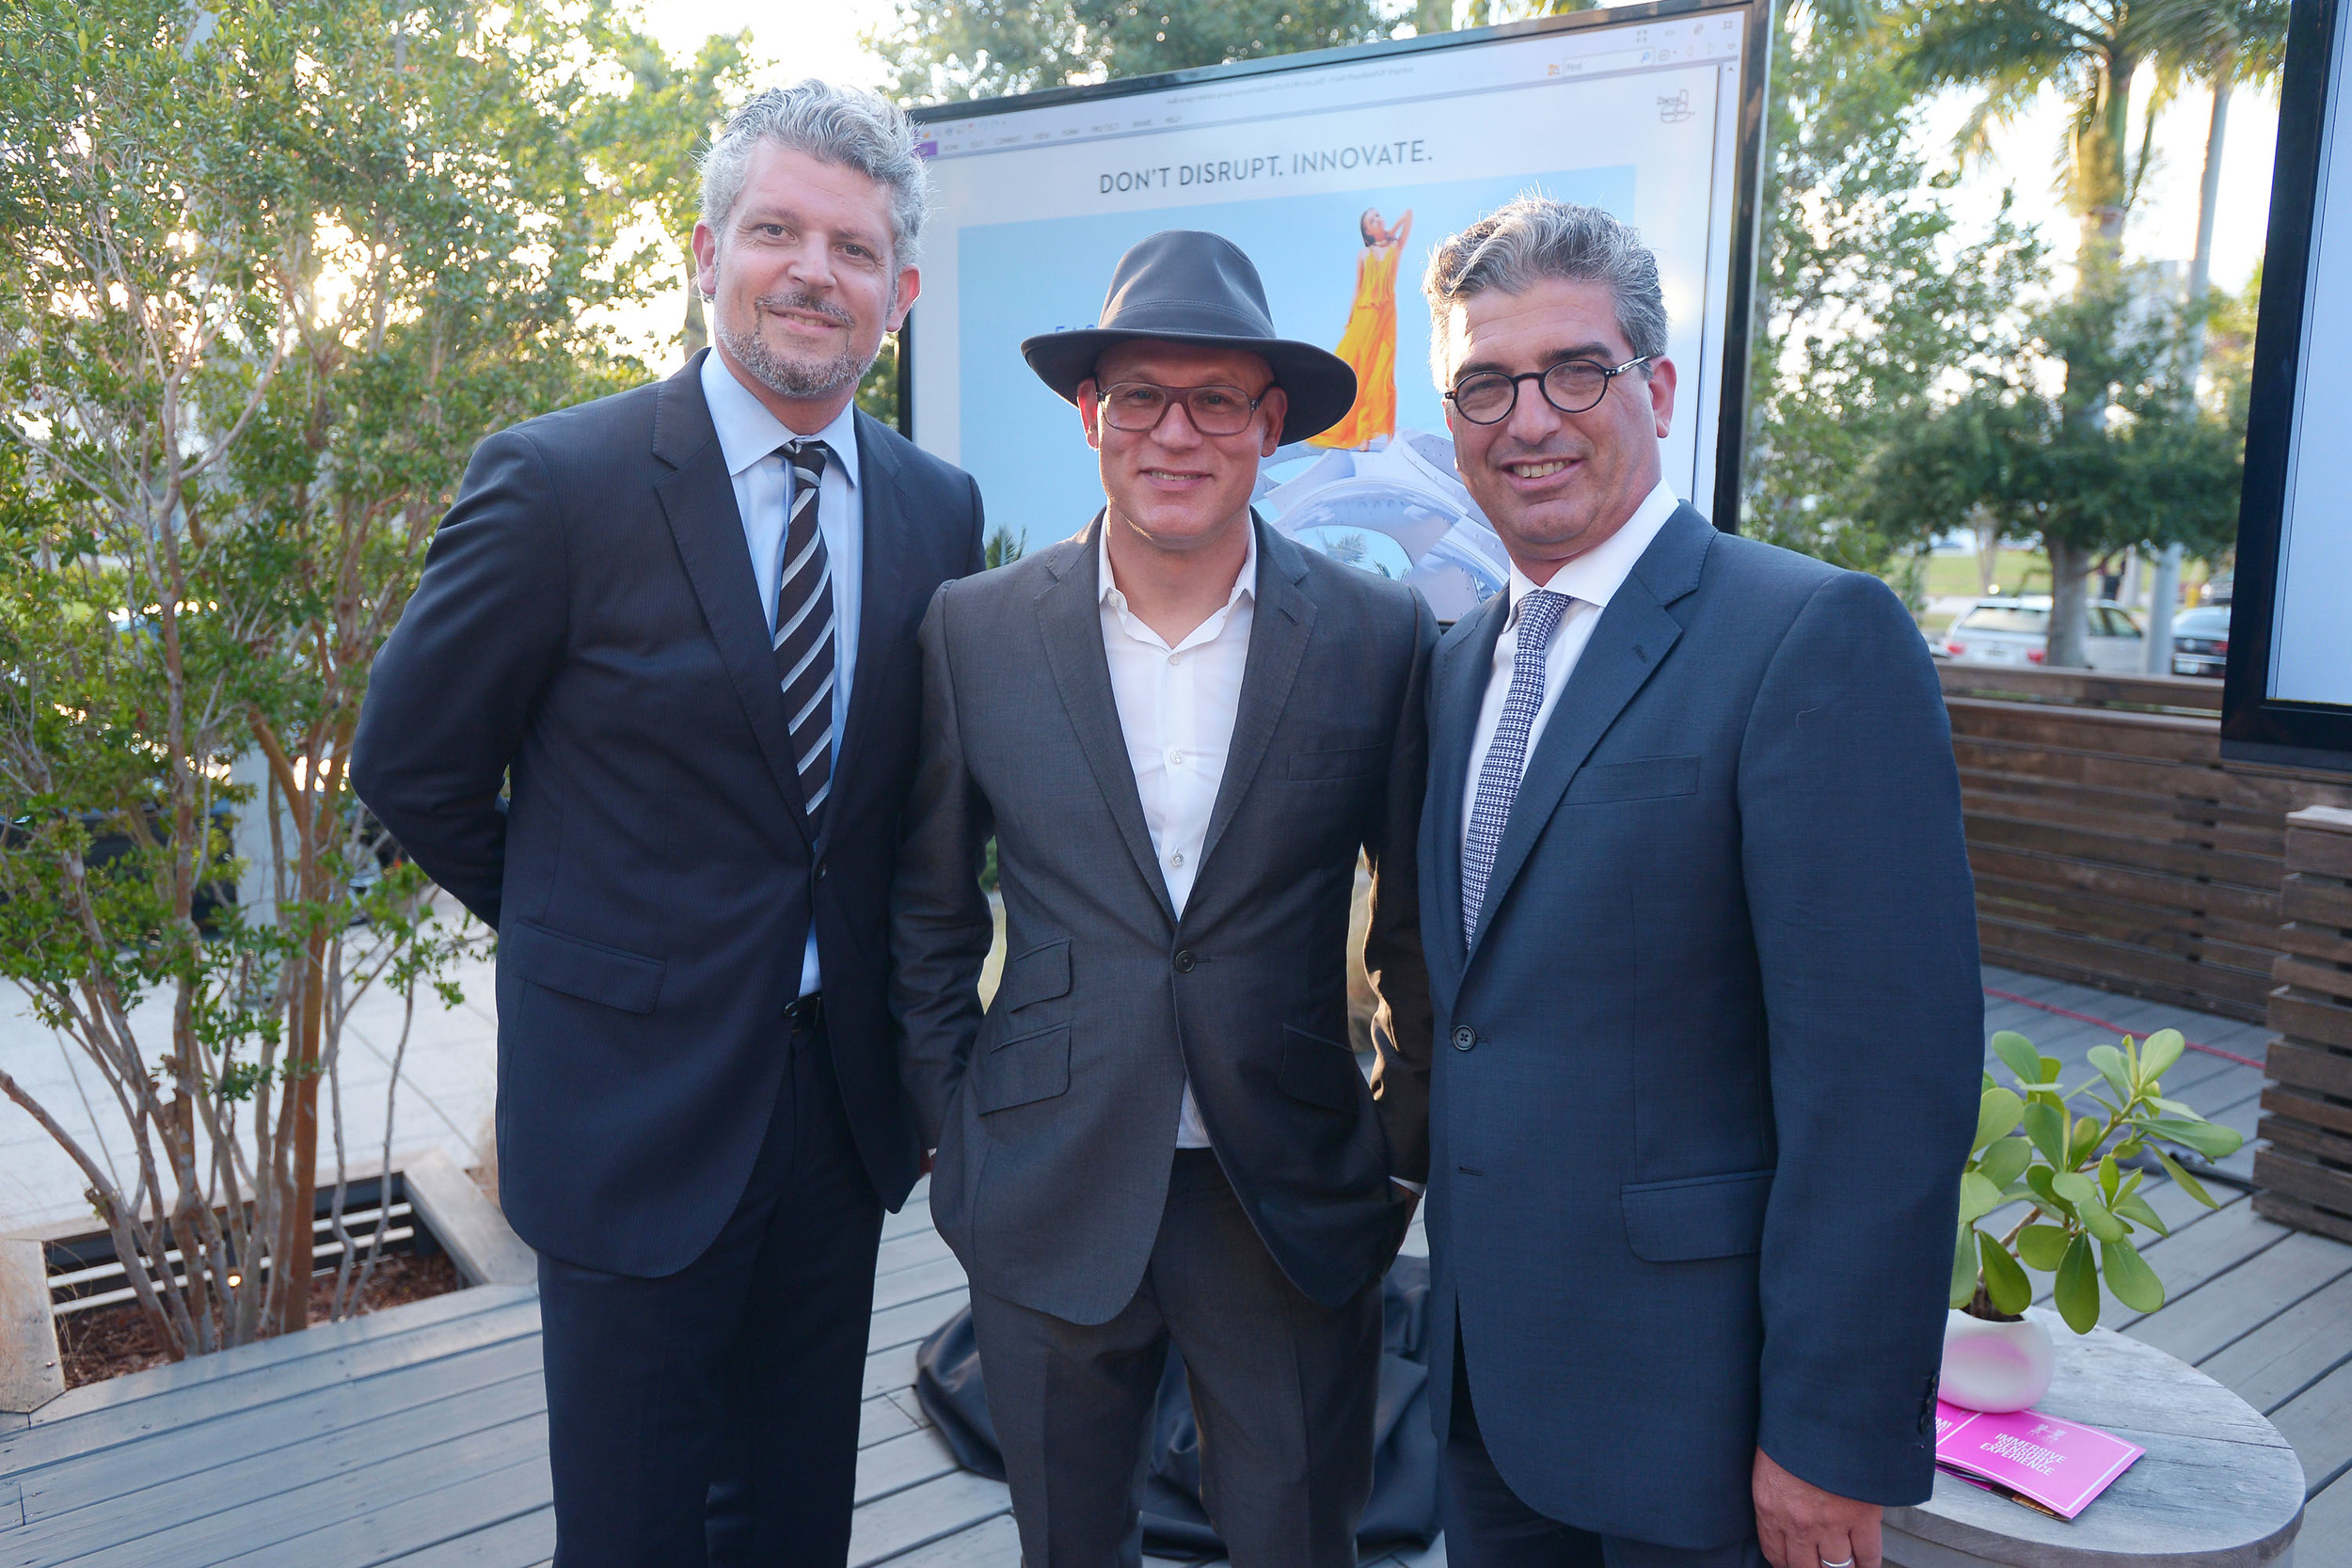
2199,574,2233,607
2169,604,2231,678
1941,596,2148,673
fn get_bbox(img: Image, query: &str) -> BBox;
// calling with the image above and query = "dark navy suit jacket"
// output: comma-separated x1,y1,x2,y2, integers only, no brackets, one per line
1421,503,1982,1548
351,352,985,1277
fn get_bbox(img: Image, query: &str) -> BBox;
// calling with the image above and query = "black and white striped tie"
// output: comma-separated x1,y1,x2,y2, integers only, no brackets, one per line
772,438,835,823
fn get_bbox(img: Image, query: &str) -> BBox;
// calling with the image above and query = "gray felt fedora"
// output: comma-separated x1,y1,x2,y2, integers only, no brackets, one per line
1021,230,1358,445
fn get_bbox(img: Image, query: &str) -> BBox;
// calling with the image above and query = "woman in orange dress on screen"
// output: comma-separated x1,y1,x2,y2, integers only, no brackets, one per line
1315,207,1413,450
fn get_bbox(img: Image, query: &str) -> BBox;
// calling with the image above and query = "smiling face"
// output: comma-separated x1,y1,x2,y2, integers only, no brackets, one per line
1079,340,1285,557
691,141,918,428
1439,276,1676,580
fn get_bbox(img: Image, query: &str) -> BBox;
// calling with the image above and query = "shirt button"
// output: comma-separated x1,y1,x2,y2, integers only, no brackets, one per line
1452,1025,1477,1052
1169,851,1185,868
1168,750,1185,768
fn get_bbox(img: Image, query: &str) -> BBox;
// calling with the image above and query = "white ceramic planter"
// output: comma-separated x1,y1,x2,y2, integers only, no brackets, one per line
1939,1308,2056,1413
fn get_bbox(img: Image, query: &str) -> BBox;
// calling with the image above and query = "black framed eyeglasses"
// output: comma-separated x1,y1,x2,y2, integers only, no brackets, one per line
1444,356,1652,424
1093,381,1268,436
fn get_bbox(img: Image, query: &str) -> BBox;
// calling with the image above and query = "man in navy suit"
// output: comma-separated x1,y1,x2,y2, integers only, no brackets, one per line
1413,198,1981,1568
352,83,983,1566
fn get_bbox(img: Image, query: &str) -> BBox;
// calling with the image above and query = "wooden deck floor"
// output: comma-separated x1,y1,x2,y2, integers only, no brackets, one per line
2,964,2345,1567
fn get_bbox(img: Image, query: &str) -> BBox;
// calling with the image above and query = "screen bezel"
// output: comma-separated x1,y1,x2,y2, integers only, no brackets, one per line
2221,0,2352,771
900,0,1775,534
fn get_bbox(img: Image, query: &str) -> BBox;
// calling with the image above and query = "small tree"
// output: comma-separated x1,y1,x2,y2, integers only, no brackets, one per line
0,0,732,1351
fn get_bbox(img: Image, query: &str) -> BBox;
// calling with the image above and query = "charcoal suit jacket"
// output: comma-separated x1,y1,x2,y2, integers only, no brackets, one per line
891,515,1437,1323
351,351,985,1277
1422,503,1983,1548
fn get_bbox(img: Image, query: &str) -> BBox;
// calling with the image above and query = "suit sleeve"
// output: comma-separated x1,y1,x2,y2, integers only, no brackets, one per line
350,430,568,931
1367,593,1439,1185
1740,571,1983,1505
890,581,998,1148
964,475,988,577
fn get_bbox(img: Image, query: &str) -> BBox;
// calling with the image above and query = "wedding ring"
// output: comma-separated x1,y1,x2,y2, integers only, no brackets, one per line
1820,1558,1854,1568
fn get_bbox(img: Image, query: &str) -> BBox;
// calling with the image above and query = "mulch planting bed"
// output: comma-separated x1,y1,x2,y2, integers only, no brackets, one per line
55,1248,467,1389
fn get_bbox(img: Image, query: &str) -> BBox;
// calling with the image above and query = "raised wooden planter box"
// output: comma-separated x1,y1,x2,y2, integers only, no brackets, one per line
2256,805,2352,1244
1938,666,2352,1023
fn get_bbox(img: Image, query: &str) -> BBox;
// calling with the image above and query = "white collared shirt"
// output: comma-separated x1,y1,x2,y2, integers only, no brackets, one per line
1461,479,1681,855
700,351,865,997
1098,517,1257,1149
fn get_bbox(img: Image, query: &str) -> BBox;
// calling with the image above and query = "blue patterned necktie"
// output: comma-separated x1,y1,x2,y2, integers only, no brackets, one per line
1461,588,1570,948
771,438,835,823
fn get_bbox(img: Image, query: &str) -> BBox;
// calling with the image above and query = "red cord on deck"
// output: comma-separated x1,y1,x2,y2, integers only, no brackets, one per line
1981,987,2267,1070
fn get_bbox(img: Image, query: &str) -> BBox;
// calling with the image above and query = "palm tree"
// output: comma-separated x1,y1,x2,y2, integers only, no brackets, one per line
1902,0,2211,664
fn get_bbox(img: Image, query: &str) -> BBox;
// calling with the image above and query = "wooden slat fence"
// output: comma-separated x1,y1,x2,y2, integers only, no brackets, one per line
1937,665,2352,1023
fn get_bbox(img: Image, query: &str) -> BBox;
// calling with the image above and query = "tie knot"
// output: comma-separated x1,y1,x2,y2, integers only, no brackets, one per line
1514,587,1569,650
782,437,832,481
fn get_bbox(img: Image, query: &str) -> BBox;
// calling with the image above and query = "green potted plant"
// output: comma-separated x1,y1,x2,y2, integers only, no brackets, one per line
1944,1028,2247,1411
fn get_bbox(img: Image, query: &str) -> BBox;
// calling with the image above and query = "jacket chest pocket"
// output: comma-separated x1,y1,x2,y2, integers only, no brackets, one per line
1567,754,1700,805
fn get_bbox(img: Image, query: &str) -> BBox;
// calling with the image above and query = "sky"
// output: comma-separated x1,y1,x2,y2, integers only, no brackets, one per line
616,0,2283,357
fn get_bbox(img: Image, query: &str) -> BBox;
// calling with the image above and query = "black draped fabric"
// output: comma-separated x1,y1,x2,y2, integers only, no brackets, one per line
914,1253,1440,1554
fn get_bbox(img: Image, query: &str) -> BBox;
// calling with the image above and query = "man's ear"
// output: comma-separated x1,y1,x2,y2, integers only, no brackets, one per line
1077,378,1104,451
887,264,922,331
1256,388,1289,457
1647,356,1678,439
691,221,720,304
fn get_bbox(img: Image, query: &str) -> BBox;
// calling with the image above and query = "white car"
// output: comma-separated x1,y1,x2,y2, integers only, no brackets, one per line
1941,596,2147,673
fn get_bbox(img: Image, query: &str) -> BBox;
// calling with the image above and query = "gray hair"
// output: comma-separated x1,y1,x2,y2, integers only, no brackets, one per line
1422,198,1667,385
699,81,930,264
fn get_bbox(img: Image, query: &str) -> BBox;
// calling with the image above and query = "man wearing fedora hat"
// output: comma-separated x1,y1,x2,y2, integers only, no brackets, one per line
892,230,1437,1567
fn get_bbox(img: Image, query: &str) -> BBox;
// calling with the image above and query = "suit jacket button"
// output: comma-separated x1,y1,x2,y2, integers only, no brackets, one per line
1452,1025,1476,1052
1173,949,1196,974
816,860,828,881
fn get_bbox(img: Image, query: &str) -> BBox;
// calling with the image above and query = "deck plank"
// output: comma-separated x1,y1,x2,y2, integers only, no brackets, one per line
857,1427,961,1508
232,1443,555,1568
879,1513,1022,1567
862,1391,923,1449
2269,1356,2352,1498
847,1468,1011,1567
2199,1271,2352,1414
2293,1473,2352,1568
2126,1230,2352,1365
873,1256,968,1314
869,1289,968,1355
379,1506,554,1567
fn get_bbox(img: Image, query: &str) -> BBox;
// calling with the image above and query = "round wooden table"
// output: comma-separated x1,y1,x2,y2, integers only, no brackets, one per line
1885,1310,2306,1568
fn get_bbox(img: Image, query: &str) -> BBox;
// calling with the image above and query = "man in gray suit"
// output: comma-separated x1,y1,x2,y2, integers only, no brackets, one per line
892,230,1437,1568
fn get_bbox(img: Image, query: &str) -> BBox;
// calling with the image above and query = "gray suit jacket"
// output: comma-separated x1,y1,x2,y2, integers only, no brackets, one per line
892,515,1437,1324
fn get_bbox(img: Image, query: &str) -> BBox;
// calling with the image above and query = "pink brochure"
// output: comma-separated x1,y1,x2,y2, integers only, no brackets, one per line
1931,1401,2146,1520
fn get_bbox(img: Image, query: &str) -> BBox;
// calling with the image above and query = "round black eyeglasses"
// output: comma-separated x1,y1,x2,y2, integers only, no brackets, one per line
1444,356,1652,424
1094,381,1267,436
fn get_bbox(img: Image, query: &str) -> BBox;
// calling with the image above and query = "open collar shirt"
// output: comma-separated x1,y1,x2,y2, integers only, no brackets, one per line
1097,515,1258,1149
701,350,864,997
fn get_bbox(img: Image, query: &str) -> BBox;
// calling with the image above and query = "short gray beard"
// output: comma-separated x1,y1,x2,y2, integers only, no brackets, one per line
715,290,877,401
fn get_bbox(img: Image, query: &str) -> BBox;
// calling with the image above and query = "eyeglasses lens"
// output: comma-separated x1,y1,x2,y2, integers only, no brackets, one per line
1099,383,1258,436
1450,362,1614,424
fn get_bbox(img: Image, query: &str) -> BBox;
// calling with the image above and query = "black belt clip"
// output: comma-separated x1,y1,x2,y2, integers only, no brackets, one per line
786,991,825,1035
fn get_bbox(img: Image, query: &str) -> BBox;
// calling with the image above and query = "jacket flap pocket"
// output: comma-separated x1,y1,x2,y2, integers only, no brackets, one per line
1277,1025,1363,1111
1569,754,1701,805
1287,743,1386,783
1620,1168,1772,1262
996,938,1072,1012
502,918,665,1015
977,1024,1071,1115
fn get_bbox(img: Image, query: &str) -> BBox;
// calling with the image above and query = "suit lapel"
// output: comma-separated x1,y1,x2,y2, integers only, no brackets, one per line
828,410,911,832
1036,518,1177,923
1429,591,1509,969
1197,518,1315,879
1465,505,1715,958
652,355,814,846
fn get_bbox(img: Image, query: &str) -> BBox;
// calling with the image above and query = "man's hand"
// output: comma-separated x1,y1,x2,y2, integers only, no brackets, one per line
1754,1449,1882,1568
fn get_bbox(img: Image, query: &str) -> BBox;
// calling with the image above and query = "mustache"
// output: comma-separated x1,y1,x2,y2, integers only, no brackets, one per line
755,290,855,328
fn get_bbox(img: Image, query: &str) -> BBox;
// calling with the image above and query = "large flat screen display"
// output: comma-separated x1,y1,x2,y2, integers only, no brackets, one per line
2225,0,2352,768
906,0,1769,619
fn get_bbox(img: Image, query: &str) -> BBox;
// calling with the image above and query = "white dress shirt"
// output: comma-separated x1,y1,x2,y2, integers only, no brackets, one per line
1097,519,1257,1149
701,351,865,997
1461,479,1682,855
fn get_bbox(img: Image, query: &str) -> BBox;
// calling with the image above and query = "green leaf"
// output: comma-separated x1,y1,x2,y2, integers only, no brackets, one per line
2137,1117,2247,1161
2070,1114,2109,1167
2155,1148,2218,1208
1959,1171,2005,1224
2023,1101,2070,1167
1991,1030,2042,1086
2051,1169,2098,1208
2113,1187,2169,1237
1979,1136,2033,1191
2040,1057,2063,1085
2149,1096,2197,1117
1980,1231,2032,1316
1951,1222,1979,1307
2076,1196,2128,1243
2098,1153,2120,1203
2055,1234,2101,1332
2016,1222,2072,1271
2088,1043,2133,1101
2026,1164,2069,1214
2101,1236,2165,1313
1973,1086,2025,1154
2140,1028,2185,1084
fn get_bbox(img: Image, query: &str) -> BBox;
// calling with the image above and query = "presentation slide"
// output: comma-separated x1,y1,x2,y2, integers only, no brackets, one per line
2266,0,2352,710
908,8,1759,618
